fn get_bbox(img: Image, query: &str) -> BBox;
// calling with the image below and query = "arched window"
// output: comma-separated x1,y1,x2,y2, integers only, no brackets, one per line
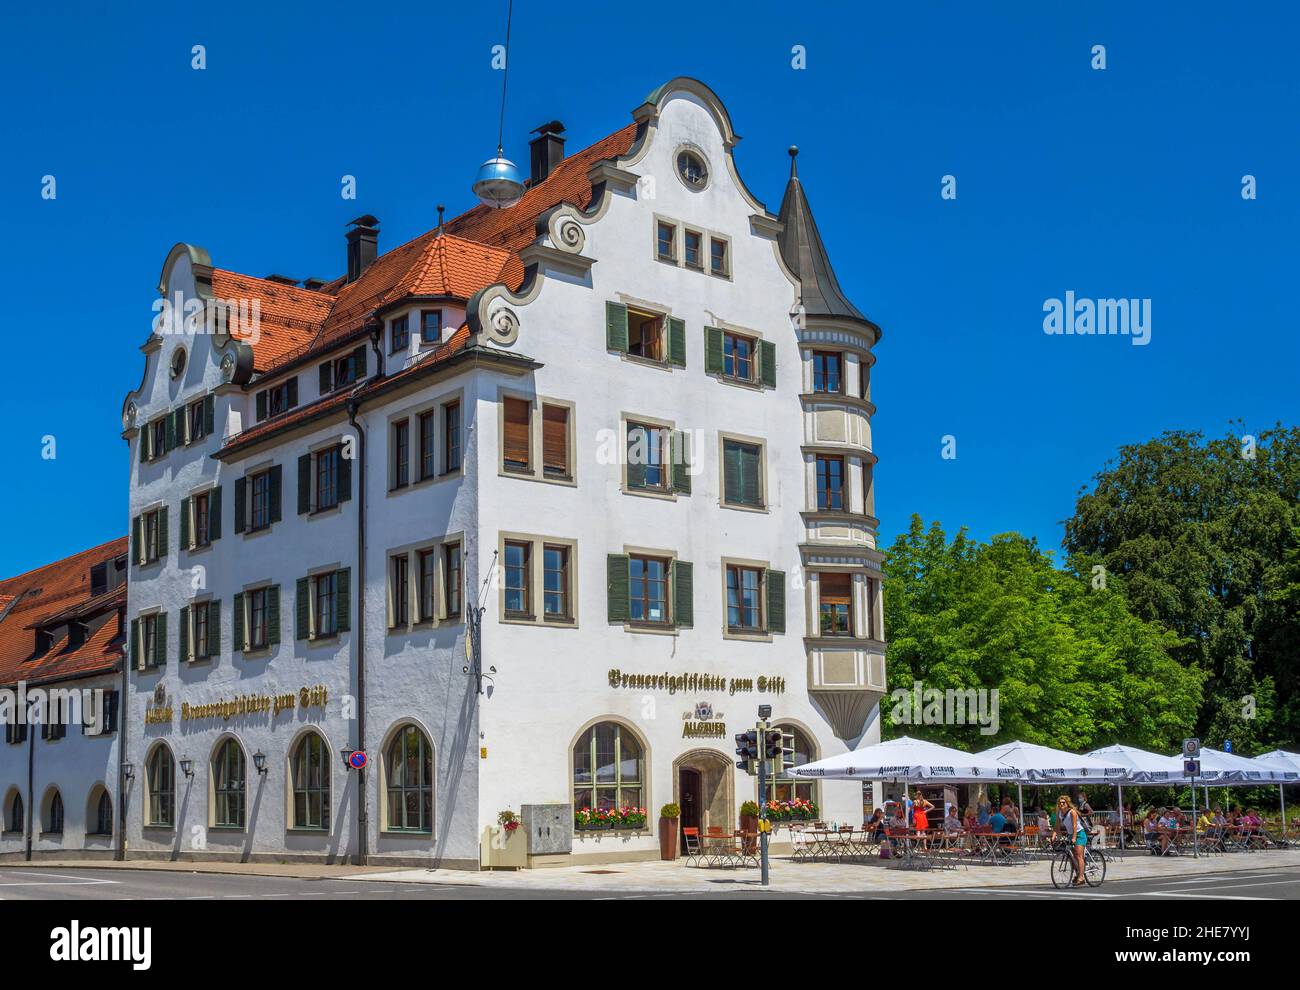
771,725,817,805
213,740,246,828
91,789,113,836
6,793,22,834
573,721,643,811
45,790,64,834
146,746,175,827
291,733,330,830
385,725,433,832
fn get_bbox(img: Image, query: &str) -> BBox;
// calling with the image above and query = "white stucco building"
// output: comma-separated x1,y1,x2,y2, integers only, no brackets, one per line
5,77,887,869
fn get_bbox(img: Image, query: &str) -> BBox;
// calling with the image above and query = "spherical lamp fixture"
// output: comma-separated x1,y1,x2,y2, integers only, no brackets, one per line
473,153,525,209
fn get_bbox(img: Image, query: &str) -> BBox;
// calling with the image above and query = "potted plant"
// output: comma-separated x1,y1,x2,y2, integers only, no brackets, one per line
620,806,648,830
497,809,521,833
739,800,760,854
659,803,680,860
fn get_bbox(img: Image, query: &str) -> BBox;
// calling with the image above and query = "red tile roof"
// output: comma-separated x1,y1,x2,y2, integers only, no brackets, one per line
216,122,640,378
217,324,477,457
0,538,127,688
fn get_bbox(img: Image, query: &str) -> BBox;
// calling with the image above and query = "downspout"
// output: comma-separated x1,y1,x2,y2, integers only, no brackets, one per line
117,607,128,861
345,319,384,866
25,712,34,861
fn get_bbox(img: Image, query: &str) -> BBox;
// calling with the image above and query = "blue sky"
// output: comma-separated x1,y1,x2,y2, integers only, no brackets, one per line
1,1,1297,576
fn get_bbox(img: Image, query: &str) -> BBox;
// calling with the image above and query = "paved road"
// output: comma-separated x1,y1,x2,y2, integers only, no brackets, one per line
1,865,1298,900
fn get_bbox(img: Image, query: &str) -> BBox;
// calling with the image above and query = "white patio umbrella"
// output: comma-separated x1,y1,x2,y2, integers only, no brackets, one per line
785,735,1022,784
1250,752,1300,832
980,741,1128,847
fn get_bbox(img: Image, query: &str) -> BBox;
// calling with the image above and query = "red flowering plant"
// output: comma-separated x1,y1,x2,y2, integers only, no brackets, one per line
763,798,819,822
497,810,521,833
575,806,647,830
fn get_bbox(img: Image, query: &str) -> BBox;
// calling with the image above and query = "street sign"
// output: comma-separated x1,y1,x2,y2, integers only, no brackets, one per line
1224,740,1233,754
349,750,368,770
1182,737,1200,760
1184,759,1200,778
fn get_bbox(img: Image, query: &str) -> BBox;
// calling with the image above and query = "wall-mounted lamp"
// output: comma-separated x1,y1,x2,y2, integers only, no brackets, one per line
122,762,135,781
340,748,355,766
179,756,194,778
253,751,268,775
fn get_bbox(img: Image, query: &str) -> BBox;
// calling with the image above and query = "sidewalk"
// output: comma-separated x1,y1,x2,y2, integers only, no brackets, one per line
27,847,1300,894
346,847,1300,894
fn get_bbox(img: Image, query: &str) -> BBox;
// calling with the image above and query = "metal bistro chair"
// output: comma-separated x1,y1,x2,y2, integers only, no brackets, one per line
682,827,704,867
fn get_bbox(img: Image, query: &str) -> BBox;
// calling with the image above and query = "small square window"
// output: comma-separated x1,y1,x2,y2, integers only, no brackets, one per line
684,230,703,269
709,238,729,277
656,221,676,262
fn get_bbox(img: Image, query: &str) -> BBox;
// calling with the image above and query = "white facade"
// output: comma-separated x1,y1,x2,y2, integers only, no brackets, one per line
117,78,886,867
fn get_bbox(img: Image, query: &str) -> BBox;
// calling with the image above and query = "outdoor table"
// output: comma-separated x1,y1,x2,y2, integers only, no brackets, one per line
887,828,938,870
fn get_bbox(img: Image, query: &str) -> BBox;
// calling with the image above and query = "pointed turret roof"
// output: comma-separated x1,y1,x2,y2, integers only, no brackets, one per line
777,147,876,336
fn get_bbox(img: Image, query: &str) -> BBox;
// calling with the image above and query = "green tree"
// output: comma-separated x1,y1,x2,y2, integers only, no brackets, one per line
1063,424,1300,750
883,516,1203,752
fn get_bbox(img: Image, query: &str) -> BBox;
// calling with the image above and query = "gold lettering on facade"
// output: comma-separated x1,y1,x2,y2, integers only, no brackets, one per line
607,670,785,695
145,685,330,725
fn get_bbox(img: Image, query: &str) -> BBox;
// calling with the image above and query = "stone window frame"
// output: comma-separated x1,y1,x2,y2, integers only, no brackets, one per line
720,554,774,643
385,533,465,634
716,430,769,513
496,531,580,629
496,387,577,488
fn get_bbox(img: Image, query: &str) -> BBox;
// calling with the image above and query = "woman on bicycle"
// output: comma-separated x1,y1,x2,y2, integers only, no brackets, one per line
1057,795,1087,886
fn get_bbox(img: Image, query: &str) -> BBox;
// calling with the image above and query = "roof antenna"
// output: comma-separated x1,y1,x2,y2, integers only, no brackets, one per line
471,0,525,209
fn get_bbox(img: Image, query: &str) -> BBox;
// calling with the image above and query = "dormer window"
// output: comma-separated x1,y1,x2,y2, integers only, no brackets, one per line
256,379,298,422
68,622,87,650
391,313,410,352
318,346,367,394
35,629,54,655
91,562,108,597
420,310,442,345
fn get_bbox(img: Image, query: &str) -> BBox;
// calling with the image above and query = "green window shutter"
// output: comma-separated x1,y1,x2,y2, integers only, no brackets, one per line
180,497,191,550
232,593,244,651
287,377,298,408
626,428,646,490
154,612,167,666
207,600,220,657
606,554,630,623
256,390,268,422
139,432,148,464
352,344,368,379
671,430,691,494
759,339,777,388
704,326,724,375
297,454,312,514
296,577,310,640
208,486,222,541
269,464,283,523
319,362,333,394
723,441,742,505
176,408,188,444
233,477,247,534
130,618,140,669
741,443,762,507
179,606,189,661
336,568,351,633
766,570,786,634
605,301,628,353
672,560,694,628
338,447,352,503
267,585,281,646
132,515,142,564
158,507,168,556
204,394,215,435
164,411,176,451
668,317,686,368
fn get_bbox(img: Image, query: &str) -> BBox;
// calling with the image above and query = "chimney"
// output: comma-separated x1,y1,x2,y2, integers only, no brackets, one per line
302,277,327,291
346,215,380,283
529,121,566,185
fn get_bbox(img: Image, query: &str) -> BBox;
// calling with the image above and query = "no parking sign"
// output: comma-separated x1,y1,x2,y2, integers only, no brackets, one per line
349,751,368,771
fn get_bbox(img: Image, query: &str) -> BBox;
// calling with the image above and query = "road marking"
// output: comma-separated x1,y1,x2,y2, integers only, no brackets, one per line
0,871,117,886
1137,891,1271,900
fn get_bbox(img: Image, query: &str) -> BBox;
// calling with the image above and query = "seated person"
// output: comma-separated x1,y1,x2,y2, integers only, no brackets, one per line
1142,809,1162,853
943,805,963,838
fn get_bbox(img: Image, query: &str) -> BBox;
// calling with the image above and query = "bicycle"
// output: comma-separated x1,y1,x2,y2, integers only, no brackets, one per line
1049,833,1107,888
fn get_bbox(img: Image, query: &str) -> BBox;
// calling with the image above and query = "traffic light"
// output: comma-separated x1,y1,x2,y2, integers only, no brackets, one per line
775,729,796,776
735,730,759,775
764,729,782,760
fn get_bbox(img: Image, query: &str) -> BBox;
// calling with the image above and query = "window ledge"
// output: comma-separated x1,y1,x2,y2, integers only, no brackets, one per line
619,353,675,373
724,628,774,644
309,504,342,519
622,622,679,637
721,500,768,514
623,486,677,502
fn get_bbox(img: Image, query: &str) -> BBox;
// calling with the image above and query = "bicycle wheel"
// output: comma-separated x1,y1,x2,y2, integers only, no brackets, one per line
1050,849,1074,889
1084,849,1107,887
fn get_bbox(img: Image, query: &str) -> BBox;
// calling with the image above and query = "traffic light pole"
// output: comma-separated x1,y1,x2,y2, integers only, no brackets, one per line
758,725,770,887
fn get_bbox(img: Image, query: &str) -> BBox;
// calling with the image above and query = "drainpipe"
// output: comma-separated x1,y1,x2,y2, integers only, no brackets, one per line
25,713,34,861
117,607,128,861
345,320,384,866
